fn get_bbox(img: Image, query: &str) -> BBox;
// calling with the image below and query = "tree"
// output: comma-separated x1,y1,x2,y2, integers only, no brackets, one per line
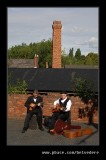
72,77,95,103
75,48,81,59
8,39,52,68
85,52,98,65
61,49,72,67
80,55,86,64
85,56,93,65
69,48,74,58
8,40,99,67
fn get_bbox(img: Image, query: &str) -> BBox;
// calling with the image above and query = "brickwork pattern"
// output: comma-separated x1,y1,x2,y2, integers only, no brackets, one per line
8,93,98,123
52,21,62,68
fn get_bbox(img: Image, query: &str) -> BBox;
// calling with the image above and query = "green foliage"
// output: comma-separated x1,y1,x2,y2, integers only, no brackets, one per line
8,79,28,94
69,48,74,58
8,39,99,67
75,48,81,59
8,39,52,68
85,52,98,65
72,77,95,103
38,39,52,67
61,54,71,67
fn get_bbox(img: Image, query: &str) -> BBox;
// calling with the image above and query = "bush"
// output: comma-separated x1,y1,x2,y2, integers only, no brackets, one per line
72,77,95,103
8,79,27,94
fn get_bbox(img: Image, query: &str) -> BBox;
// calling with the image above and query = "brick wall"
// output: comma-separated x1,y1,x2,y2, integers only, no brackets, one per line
8,93,98,123
52,21,62,68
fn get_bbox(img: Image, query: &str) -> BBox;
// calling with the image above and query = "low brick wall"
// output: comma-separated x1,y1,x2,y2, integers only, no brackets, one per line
8,93,99,123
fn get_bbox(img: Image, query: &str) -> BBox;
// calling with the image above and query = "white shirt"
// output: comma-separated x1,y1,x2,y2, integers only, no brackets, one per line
54,97,72,112
33,98,37,102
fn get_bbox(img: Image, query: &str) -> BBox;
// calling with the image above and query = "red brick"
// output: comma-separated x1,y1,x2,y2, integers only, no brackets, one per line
8,93,99,123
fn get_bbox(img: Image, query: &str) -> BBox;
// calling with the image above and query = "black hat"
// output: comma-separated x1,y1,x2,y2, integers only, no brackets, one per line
60,91,67,94
33,89,38,93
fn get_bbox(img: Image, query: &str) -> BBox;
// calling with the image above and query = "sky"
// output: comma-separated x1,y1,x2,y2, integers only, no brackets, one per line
8,7,99,56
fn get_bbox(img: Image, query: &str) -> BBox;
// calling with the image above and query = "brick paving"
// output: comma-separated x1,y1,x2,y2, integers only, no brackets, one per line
7,118,99,146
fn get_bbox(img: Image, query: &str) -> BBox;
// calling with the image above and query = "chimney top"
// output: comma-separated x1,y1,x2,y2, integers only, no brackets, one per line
35,54,39,57
53,21,61,24
34,54,39,68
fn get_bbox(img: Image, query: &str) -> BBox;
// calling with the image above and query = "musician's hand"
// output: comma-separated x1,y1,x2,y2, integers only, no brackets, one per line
54,103,60,109
37,103,40,106
53,105,56,109
38,103,42,106
30,103,35,107
60,107,65,111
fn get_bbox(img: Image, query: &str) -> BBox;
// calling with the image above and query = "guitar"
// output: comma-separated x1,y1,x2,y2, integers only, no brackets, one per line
52,104,65,113
54,119,71,134
29,102,43,111
54,119,81,134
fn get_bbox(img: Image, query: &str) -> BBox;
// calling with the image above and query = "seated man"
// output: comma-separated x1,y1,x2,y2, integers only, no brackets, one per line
48,91,72,133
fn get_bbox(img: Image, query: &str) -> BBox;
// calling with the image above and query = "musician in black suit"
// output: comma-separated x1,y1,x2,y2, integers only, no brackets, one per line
21,89,44,133
48,91,72,133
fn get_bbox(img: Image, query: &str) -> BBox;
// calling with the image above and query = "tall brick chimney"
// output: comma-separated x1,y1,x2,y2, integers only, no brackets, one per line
52,21,62,68
34,54,39,68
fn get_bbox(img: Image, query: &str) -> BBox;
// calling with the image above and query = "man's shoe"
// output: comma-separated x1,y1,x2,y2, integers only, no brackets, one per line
39,127,44,131
49,129,56,135
47,130,50,133
21,129,27,133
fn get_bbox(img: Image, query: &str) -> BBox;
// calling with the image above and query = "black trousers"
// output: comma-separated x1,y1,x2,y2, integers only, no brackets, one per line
23,108,43,130
49,111,70,130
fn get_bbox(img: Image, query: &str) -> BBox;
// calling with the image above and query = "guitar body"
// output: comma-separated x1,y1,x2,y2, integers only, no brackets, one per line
52,108,60,113
29,103,35,111
52,104,64,113
54,119,71,134
29,102,43,111
50,119,92,139
53,119,81,135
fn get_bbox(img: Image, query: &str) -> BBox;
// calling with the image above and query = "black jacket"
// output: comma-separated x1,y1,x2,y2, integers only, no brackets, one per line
24,95,43,110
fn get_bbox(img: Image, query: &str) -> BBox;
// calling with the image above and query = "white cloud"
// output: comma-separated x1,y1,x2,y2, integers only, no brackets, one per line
88,37,98,48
